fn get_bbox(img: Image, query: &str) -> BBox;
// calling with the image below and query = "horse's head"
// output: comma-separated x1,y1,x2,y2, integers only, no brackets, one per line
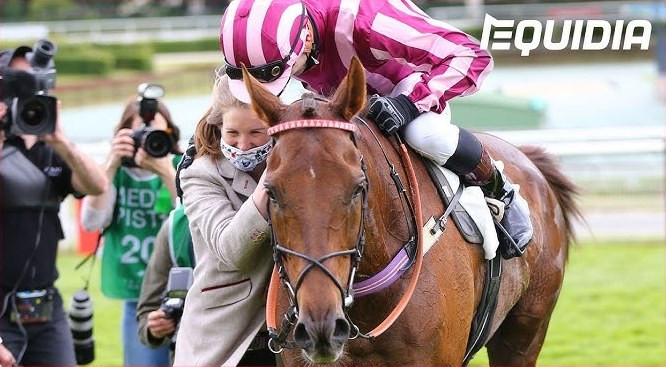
243,58,367,363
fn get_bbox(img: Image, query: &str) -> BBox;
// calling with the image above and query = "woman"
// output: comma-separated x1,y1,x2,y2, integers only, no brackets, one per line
172,73,306,366
136,203,193,365
81,97,182,366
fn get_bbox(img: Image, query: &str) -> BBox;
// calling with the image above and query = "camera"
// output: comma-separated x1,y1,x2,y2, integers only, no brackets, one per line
68,290,95,365
161,267,193,320
160,267,193,350
122,83,174,167
0,39,58,136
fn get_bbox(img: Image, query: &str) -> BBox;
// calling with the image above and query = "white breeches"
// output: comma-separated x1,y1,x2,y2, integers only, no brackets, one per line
402,107,460,166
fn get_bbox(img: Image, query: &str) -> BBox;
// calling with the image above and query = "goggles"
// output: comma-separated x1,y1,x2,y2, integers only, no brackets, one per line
225,58,289,83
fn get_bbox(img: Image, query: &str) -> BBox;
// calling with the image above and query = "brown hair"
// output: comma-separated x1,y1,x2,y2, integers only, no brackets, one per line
115,97,183,154
194,70,247,158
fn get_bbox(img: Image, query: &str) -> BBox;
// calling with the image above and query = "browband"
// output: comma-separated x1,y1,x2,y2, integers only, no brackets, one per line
267,119,356,136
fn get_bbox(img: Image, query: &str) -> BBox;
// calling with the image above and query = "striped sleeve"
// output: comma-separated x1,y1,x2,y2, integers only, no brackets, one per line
365,0,493,113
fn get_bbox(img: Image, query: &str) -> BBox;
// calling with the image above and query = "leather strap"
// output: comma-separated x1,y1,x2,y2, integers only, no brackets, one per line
364,141,423,338
266,267,280,337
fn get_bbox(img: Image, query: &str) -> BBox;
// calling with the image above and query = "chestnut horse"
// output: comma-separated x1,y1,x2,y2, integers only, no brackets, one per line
242,58,582,366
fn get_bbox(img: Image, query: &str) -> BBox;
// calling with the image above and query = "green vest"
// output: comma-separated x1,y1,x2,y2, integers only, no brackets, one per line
101,156,181,299
167,204,194,268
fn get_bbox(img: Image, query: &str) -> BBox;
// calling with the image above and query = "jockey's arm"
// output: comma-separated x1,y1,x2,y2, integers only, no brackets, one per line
363,2,494,114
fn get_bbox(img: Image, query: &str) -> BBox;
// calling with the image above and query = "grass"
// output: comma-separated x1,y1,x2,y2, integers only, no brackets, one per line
55,241,665,366
469,241,665,366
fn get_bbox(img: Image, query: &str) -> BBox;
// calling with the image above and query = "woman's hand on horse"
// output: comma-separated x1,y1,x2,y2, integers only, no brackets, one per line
147,309,176,339
252,170,269,220
109,128,136,168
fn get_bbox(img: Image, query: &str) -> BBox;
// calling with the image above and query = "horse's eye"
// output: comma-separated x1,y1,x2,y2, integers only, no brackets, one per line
267,190,278,203
352,183,366,200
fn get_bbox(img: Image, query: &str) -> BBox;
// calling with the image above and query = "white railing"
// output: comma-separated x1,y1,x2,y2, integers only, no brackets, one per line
489,126,665,156
76,126,665,181
489,126,665,195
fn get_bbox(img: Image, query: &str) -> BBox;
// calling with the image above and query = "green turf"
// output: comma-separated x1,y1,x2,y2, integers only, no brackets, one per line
56,241,665,366
469,241,665,366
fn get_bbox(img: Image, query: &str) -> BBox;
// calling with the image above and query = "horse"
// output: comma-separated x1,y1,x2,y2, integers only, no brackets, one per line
241,57,582,366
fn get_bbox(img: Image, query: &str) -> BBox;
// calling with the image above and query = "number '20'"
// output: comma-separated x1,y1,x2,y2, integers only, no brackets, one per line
120,235,155,264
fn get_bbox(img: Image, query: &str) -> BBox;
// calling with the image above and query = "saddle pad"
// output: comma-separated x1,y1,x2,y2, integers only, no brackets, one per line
423,160,499,260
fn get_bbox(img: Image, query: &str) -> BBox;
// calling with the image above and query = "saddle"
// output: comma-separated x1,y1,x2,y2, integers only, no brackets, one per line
421,158,503,366
423,160,484,245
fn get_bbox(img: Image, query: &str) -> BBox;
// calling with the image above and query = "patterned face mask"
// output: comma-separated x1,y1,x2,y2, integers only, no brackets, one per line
220,138,274,172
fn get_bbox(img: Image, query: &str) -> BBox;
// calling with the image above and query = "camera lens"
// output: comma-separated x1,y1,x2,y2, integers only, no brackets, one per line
20,98,46,126
68,290,95,365
143,130,172,158
14,95,56,136
30,40,57,69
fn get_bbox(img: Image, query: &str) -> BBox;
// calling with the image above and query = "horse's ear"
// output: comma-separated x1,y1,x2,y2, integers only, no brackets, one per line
241,66,286,126
330,56,367,120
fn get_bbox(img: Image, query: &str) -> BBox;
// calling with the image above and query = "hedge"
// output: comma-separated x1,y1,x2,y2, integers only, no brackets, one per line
152,38,219,53
114,52,153,71
54,43,153,72
7,37,221,75
55,50,114,75
102,44,154,71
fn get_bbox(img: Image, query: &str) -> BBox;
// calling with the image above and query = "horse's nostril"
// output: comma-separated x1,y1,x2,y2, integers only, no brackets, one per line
332,317,350,343
293,322,312,349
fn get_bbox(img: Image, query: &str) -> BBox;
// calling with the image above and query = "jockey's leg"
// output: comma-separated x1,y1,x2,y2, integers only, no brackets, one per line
401,108,459,165
402,110,533,257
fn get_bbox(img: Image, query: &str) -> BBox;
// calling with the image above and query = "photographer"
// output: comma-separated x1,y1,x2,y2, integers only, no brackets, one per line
80,87,182,366
136,204,193,365
0,44,108,365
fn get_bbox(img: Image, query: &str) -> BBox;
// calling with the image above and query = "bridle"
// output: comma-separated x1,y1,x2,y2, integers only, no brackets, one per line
264,113,369,351
264,95,425,353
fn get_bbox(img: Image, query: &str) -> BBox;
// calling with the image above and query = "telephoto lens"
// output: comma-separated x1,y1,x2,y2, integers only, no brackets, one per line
68,290,95,365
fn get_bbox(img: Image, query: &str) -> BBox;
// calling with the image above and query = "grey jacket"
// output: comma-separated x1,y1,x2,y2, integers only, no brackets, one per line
173,155,272,366
136,220,172,350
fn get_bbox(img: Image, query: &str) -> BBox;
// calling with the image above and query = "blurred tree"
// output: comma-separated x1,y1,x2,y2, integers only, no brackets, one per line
74,0,121,18
1,0,28,22
203,0,228,14
27,0,76,21
118,0,191,17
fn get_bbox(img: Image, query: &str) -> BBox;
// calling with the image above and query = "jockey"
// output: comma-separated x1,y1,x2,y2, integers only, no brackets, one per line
219,0,532,255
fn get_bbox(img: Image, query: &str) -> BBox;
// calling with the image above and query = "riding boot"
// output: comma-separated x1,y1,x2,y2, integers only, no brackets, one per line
463,147,534,259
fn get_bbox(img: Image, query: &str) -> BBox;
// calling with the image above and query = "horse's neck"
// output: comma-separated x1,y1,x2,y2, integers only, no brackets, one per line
356,124,416,277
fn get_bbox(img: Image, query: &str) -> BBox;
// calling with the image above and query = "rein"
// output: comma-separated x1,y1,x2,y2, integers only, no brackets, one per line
265,116,424,351
362,127,424,338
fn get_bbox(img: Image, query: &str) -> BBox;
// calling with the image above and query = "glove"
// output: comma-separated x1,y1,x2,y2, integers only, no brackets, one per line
175,136,197,201
366,94,420,136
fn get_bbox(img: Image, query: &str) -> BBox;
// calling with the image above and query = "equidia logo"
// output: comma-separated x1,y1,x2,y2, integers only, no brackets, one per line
480,14,652,56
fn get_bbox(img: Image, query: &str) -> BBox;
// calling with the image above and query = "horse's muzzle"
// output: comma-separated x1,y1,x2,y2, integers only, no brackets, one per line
293,315,350,364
